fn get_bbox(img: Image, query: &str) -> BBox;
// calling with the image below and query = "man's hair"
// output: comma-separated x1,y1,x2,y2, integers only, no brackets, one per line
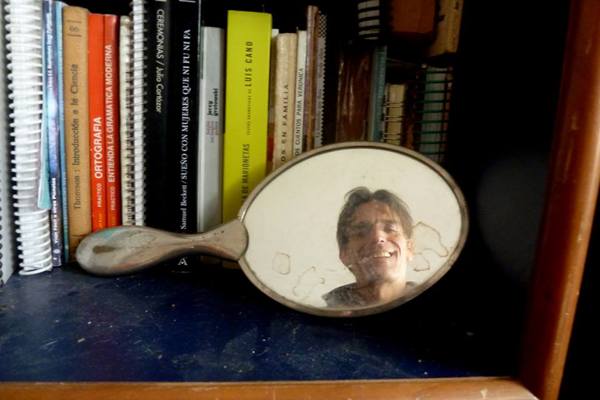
337,187,413,248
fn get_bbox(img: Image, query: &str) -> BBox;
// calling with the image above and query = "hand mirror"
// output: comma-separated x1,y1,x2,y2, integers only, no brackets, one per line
76,142,468,317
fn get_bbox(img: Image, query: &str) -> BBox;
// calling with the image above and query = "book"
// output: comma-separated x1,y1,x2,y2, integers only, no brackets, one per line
55,0,69,260
356,0,435,42
366,45,387,142
0,1,17,283
104,14,121,227
145,0,172,229
42,0,65,265
271,33,297,170
5,0,53,274
427,0,464,58
222,10,272,221
119,15,135,225
388,0,435,40
415,66,453,163
197,26,224,232
266,28,279,173
292,30,307,158
334,45,372,142
356,0,382,41
131,0,146,225
382,83,407,146
62,5,92,256
88,13,107,231
313,12,327,148
303,5,318,151
165,0,200,268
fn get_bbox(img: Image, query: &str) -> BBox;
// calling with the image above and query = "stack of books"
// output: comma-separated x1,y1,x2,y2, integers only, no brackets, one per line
0,0,463,282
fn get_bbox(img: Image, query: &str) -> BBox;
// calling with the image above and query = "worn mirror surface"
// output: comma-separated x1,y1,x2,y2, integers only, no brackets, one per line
239,144,468,317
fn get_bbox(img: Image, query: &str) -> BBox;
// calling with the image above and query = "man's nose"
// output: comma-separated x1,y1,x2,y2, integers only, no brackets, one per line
371,226,387,243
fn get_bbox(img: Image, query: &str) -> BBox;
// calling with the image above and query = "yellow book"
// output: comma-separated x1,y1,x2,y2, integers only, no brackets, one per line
222,11,272,221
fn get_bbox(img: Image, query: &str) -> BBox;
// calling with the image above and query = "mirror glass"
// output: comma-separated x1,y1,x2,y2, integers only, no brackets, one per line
239,144,468,316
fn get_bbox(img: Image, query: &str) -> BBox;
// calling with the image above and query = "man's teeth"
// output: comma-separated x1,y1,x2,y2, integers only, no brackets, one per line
372,251,392,258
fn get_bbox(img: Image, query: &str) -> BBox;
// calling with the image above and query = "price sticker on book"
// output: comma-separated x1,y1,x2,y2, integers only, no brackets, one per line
77,142,468,317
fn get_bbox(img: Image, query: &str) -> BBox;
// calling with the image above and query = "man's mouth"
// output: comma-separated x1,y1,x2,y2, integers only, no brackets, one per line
372,250,393,258
359,250,397,263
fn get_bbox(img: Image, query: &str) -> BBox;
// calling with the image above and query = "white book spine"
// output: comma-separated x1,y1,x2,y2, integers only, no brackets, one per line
5,0,53,274
292,30,307,158
197,26,224,232
272,33,297,170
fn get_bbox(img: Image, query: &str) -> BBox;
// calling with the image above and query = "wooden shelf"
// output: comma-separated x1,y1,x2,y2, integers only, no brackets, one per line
0,378,536,400
1,1,599,399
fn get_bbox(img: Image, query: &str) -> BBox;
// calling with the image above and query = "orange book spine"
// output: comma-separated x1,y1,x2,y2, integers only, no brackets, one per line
104,15,121,226
88,13,107,231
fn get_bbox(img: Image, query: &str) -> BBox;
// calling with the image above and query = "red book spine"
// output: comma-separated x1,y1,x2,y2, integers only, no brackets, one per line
104,15,121,226
88,13,107,231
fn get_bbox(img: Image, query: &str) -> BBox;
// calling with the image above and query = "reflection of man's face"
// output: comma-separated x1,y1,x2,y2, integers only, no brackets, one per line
340,200,413,286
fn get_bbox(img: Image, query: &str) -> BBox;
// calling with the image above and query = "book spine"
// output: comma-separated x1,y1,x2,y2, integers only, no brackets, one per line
197,26,224,232
104,15,121,227
167,0,200,267
417,66,452,163
382,83,407,146
5,0,53,274
55,1,69,260
88,13,107,231
427,0,464,57
43,0,65,266
292,30,306,157
39,3,52,214
265,29,279,173
313,12,327,148
367,45,387,142
63,6,91,255
272,33,297,170
222,10,272,221
0,0,17,282
145,0,172,228
303,5,318,151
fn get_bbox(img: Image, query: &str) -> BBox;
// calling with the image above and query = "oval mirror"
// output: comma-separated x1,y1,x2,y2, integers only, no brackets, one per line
77,142,468,317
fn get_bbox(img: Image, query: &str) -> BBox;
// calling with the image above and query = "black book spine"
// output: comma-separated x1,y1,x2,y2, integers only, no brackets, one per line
145,0,172,228
167,0,200,268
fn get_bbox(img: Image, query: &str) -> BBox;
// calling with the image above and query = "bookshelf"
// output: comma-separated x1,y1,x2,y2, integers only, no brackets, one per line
0,1,597,399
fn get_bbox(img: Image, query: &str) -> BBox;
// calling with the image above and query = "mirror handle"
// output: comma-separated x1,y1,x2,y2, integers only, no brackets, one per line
75,220,247,276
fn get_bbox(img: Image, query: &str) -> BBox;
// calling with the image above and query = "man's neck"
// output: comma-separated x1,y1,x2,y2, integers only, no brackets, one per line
355,279,407,303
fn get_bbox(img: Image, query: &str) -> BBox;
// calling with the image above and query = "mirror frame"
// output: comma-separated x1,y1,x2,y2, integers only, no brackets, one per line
237,142,469,317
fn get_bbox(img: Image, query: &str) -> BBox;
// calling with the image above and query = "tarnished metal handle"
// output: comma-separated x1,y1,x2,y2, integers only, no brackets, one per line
75,220,248,276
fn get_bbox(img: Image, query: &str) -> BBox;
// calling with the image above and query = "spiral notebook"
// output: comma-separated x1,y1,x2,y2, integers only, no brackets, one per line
119,15,135,225
4,0,53,275
1,0,16,284
130,0,146,226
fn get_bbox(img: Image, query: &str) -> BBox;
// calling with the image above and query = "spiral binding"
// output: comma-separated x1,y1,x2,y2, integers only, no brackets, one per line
5,0,53,274
131,0,146,226
413,66,453,164
356,0,383,41
119,15,135,226
0,0,13,284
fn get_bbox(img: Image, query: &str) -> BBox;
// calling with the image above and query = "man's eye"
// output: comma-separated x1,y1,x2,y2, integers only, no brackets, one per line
385,223,400,233
348,225,369,238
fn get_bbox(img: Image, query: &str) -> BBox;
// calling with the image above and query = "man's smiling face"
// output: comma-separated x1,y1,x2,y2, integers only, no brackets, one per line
340,200,413,286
